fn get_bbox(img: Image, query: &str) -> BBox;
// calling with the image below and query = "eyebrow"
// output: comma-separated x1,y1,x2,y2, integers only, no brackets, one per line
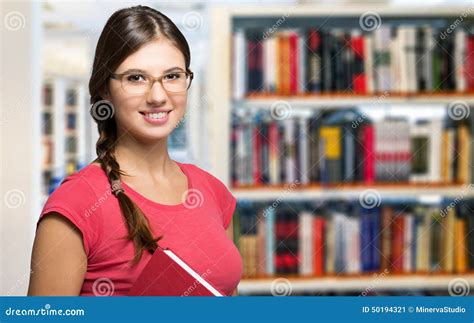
119,67,185,75
163,66,185,73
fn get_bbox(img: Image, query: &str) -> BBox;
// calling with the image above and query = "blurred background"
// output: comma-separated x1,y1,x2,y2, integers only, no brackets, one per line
1,0,474,296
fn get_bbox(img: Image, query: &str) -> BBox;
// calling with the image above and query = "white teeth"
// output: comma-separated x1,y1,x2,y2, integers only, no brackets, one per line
144,112,168,119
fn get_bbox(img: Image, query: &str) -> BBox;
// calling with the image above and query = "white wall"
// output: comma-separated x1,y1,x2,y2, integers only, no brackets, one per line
1,1,43,296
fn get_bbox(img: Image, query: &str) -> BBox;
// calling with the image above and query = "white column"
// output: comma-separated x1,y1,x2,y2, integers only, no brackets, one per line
208,6,232,184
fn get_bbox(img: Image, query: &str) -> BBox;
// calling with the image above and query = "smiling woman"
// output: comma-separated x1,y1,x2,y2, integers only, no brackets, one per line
28,5,242,296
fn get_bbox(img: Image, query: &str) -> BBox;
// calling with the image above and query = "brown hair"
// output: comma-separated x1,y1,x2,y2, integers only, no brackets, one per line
88,5,191,265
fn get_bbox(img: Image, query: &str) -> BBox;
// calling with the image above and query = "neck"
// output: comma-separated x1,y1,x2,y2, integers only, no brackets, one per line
113,132,173,178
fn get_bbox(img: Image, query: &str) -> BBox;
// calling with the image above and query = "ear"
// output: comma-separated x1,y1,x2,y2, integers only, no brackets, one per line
99,87,111,102
99,91,110,101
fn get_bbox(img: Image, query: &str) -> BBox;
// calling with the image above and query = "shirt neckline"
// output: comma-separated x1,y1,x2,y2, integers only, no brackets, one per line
90,161,193,211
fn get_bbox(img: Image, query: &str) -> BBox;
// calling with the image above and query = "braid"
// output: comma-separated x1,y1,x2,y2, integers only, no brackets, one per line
94,120,162,266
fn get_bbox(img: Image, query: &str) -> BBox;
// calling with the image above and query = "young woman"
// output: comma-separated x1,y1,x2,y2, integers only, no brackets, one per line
28,5,242,296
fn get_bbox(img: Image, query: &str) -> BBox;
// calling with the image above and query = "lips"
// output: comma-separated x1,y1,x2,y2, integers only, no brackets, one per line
139,109,172,125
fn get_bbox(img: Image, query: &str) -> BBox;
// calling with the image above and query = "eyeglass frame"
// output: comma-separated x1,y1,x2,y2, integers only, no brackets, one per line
110,70,194,95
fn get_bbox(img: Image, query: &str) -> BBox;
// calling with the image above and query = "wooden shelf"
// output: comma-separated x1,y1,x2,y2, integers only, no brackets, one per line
232,183,473,199
235,93,474,109
238,274,474,294
246,92,474,98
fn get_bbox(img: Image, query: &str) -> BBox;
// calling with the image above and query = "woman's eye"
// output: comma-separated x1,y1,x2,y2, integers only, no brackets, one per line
126,74,147,82
164,73,181,81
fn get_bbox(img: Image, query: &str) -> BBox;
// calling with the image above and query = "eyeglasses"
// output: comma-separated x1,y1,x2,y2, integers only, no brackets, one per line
110,70,194,95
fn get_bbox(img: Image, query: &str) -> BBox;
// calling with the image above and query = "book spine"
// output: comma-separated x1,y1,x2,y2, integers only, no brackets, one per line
265,206,275,275
391,215,405,273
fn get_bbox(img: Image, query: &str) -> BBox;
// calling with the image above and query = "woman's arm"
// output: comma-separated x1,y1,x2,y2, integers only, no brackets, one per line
28,212,87,296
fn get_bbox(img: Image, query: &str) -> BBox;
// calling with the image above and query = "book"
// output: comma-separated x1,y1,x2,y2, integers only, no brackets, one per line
454,214,468,273
410,119,442,183
257,208,267,276
470,107,474,183
298,211,313,276
466,33,474,90
313,213,325,276
374,25,392,92
128,247,224,296
351,30,367,94
375,117,411,182
459,200,474,270
380,206,393,271
454,29,467,92
441,204,456,273
361,123,375,184
307,29,322,92
319,126,342,183
456,122,471,184
264,206,276,275
232,29,246,100
246,30,264,93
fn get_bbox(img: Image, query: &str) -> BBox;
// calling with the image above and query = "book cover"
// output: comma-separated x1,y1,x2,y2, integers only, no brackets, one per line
128,247,224,296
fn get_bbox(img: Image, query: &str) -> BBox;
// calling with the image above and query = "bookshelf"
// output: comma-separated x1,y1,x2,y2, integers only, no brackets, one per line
208,3,474,186
41,76,92,205
208,4,474,295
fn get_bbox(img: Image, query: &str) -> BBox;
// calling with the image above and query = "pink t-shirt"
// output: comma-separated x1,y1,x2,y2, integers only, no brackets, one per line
37,162,242,296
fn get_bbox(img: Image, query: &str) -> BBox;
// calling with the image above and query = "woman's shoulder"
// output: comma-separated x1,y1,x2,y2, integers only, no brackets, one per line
178,161,223,184
61,162,109,189
43,163,111,210
72,162,110,185
178,161,234,200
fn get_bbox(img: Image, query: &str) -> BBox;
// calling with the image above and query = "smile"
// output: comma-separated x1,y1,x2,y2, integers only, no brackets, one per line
139,111,170,119
139,110,171,125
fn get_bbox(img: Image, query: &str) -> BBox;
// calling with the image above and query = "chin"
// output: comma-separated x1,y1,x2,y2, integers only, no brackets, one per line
140,129,173,142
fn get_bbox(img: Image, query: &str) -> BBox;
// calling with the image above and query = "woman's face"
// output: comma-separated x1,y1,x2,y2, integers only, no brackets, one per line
105,38,188,143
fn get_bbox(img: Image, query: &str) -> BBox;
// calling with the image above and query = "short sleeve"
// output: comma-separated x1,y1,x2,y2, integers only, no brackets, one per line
37,175,103,258
199,168,237,229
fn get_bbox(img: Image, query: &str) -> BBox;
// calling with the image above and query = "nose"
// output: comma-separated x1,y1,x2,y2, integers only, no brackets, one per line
146,80,168,105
